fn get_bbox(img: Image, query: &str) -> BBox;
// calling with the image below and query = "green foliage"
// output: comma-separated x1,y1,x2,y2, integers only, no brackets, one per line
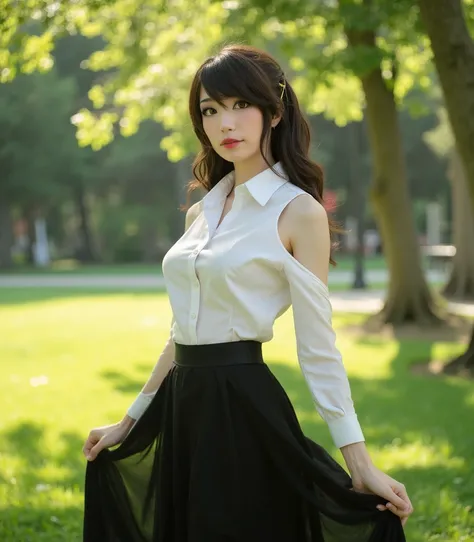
0,0,442,160
0,27,450,266
0,68,79,206
424,108,455,159
90,119,182,261
68,0,229,158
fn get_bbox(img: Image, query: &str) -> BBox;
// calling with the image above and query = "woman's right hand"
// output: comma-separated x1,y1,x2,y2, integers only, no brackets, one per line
83,419,133,461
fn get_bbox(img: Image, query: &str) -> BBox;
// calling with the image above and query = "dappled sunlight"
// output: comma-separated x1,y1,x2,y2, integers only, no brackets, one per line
2,291,474,540
369,441,465,471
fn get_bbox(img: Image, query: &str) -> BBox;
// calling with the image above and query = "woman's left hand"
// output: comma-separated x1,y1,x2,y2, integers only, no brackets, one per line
351,464,414,526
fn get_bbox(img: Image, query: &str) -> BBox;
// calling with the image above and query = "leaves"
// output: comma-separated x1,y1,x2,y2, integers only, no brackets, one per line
0,68,79,204
0,0,450,158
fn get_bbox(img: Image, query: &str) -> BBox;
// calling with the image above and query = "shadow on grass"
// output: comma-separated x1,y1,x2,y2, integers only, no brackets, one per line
1,421,86,494
272,349,473,539
0,421,86,541
101,363,154,394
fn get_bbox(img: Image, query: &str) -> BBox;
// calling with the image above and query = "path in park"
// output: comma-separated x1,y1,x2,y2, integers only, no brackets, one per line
1,269,473,316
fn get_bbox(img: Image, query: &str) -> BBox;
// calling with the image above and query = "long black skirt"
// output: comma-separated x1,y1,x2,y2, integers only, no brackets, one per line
83,340,406,541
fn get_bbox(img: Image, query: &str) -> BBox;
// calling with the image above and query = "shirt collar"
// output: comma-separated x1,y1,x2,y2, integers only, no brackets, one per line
203,162,288,208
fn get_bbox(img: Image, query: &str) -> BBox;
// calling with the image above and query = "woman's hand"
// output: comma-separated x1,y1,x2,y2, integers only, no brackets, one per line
82,418,134,461
352,464,414,526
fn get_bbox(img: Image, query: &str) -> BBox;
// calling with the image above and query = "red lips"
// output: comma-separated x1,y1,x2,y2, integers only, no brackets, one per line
220,138,242,146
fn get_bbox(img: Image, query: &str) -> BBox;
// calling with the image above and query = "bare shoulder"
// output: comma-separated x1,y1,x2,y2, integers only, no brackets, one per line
280,192,329,239
185,200,202,231
279,192,330,285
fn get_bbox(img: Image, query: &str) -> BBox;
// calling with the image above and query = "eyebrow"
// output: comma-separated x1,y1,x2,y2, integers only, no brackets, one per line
199,97,214,104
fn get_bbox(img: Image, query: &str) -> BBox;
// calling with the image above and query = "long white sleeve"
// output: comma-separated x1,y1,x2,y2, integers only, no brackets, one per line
283,260,365,449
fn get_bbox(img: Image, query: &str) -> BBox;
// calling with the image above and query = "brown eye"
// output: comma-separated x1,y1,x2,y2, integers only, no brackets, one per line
201,107,216,116
234,100,250,109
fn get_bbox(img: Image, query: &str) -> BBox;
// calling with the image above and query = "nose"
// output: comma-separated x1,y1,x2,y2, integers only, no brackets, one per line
220,110,235,133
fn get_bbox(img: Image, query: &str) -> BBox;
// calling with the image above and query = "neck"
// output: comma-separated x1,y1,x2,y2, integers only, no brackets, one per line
233,153,276,187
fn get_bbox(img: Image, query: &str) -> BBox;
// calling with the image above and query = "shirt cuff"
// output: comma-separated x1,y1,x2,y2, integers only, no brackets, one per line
326,413,365,449
127,391,156,420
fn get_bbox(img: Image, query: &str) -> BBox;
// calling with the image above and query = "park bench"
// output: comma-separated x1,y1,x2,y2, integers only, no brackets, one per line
421,244,456,272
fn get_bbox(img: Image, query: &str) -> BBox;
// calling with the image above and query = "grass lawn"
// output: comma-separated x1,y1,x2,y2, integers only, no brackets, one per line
1,288,473,541
0,254,389,275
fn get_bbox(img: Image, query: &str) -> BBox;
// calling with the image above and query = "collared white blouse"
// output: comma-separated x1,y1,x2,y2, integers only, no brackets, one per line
161,162,364,449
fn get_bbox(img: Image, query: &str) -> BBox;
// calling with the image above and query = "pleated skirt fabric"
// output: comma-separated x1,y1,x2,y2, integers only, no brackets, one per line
83,340,406,542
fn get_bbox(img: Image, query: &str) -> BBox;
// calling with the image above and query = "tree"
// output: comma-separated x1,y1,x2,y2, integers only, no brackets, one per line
95,120,182,262
0,1,449,325
229,0,442,324
445,151,474,300
424,108,474,301
0,69,79,267
52,34,106,262
417,0,474,370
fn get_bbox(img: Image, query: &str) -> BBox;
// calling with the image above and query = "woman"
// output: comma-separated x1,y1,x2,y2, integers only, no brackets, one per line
82,44,413,541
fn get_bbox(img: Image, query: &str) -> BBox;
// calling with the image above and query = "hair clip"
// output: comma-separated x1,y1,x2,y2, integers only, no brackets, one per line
279,80,286,100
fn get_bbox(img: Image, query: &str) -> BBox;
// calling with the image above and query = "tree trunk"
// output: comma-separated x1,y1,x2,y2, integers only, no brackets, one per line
348,121,367,289
0,201,14,269
24,206,37,265
346,28,442,326
442,150,474,300
443,325,474,376
418,0,474,369
418,0,474,208
74,182,97,263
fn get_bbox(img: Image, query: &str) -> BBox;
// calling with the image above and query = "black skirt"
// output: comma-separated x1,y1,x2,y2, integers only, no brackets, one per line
83,340,406,542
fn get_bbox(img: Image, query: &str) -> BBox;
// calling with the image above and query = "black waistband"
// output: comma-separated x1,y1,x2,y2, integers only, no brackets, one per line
173,340,264,367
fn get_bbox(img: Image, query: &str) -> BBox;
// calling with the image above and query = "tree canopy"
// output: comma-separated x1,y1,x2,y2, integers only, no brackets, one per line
1,0,445,160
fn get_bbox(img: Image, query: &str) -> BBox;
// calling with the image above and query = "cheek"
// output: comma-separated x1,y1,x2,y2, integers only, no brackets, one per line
243,109,264,137
201,118,215,140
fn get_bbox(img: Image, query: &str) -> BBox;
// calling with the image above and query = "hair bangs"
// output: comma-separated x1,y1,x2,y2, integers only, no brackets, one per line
200,56,270,108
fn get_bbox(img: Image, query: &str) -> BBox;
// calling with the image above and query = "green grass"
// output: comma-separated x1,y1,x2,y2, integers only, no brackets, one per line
0,254,388,275
0,288,473,541
0,261,164,275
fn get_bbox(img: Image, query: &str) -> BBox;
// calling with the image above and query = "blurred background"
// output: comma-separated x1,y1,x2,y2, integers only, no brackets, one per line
1,1,474,541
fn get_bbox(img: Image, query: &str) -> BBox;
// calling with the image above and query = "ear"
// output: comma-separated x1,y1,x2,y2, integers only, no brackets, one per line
271,114,282,129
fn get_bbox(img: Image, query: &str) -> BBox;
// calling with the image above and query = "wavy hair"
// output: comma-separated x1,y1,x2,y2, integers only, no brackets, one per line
187,44,341,264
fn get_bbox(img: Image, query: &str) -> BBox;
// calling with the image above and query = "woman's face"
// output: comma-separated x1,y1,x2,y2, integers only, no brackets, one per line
199,86,268,164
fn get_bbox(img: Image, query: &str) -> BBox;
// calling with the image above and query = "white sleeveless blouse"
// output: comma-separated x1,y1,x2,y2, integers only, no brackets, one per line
161,162,364,449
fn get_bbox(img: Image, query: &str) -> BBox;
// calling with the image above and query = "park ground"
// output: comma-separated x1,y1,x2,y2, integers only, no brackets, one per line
0,254,389,275
1,286,473,541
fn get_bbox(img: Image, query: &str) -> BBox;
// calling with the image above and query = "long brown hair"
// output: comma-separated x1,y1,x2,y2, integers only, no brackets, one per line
187,44,340,264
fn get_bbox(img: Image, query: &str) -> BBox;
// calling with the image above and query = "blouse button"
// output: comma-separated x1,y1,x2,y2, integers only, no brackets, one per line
192,249,199,255
191,313,197,319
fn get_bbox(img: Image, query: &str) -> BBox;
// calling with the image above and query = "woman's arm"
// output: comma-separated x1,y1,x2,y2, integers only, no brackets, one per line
280,195,364,449
281,194,413,525
120,324,177,430
121,201,202,429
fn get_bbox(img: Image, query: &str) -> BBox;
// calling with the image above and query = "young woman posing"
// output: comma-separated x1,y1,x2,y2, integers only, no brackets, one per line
82,44,413,541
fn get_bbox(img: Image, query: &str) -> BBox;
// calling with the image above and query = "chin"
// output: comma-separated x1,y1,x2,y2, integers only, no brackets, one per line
226,151,260,164
214,143,260,164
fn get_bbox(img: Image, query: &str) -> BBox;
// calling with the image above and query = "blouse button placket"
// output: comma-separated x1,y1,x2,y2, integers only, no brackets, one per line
188,246,201,343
